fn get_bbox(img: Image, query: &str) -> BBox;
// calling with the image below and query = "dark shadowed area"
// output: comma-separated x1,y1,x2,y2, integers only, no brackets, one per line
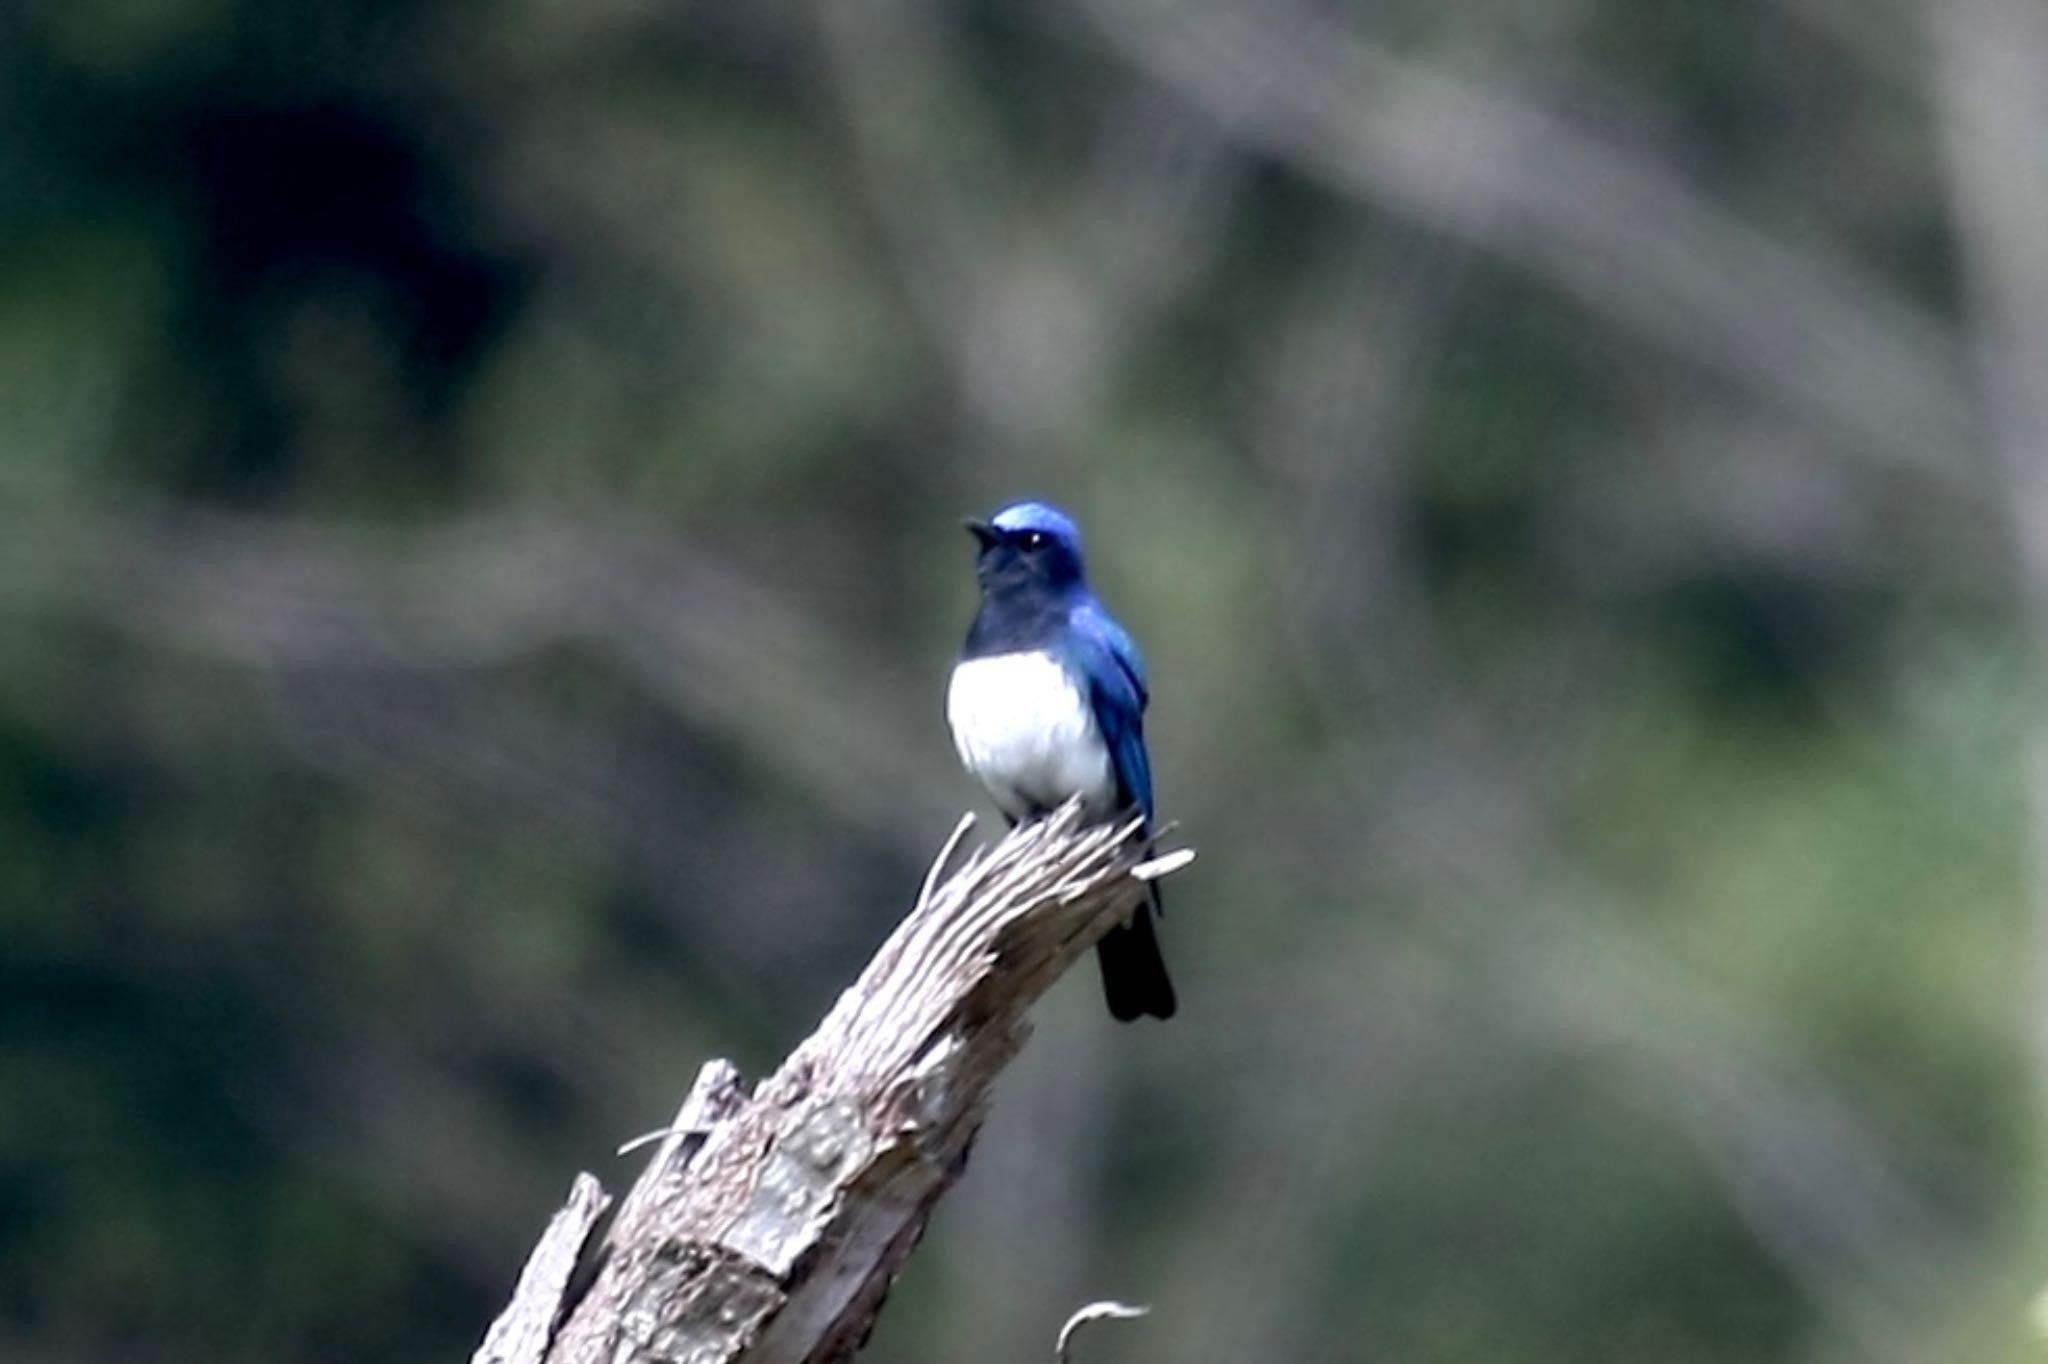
1,1,2043,1361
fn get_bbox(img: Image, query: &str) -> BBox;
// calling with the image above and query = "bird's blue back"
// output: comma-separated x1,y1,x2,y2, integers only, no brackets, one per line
1061,598,1153,822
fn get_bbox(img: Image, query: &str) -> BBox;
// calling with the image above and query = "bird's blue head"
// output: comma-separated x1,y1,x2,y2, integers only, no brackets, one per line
966,500,1087,598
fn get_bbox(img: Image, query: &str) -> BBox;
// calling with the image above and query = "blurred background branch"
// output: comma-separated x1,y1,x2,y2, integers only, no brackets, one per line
1924,0,2048,1120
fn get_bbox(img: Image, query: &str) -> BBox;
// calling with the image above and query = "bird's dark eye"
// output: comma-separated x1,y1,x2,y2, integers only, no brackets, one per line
1021,531,1049,550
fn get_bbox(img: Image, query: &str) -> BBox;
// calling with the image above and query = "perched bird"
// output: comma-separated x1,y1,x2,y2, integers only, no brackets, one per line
946,501,1176,1021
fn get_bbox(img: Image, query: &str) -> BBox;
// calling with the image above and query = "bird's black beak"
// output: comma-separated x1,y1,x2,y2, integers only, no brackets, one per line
963,517,1000,551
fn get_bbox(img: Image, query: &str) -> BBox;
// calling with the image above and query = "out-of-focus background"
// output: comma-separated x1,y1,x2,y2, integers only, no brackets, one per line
2,1,2044,1361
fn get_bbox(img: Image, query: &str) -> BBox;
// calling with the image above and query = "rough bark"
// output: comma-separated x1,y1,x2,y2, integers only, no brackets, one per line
472,803,1193,1364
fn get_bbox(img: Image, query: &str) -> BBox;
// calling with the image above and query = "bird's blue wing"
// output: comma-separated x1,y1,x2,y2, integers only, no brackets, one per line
1068,601,1153,822
1078,599,1148,707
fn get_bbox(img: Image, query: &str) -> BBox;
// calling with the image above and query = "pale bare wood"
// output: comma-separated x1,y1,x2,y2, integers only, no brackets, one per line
472,1175,611,1364
1055,1301,1151,1363
474,802,1192,1364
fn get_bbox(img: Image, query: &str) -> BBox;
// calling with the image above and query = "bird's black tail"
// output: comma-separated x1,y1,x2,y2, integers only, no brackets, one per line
1096,892,1176,1021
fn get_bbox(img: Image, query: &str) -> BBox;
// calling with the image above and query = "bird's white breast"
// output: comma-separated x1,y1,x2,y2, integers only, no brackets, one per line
947,652,1115,819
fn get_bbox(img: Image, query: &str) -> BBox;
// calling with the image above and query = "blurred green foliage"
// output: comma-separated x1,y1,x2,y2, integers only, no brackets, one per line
0,1,2041,1362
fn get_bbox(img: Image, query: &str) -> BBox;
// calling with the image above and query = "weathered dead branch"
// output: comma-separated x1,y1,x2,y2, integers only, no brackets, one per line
472,802,1193,1364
